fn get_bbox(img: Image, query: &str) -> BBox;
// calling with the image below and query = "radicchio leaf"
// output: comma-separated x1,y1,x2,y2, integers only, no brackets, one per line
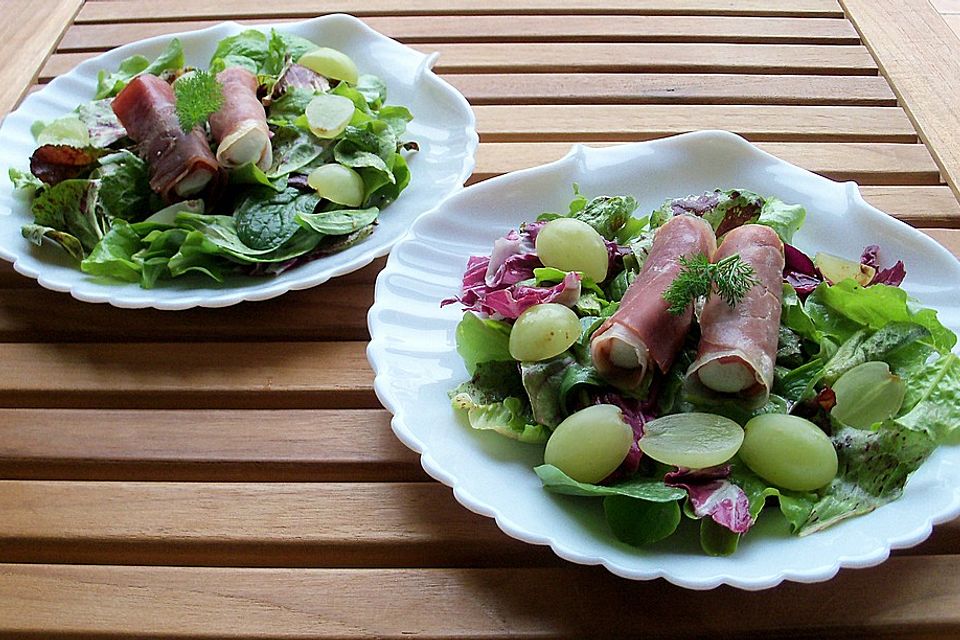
665,465,753,534
860,244,906,287
593,392,656,483
783,242,823,299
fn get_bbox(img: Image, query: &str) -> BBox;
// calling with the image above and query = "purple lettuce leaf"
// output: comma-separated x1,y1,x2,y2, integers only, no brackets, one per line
665,465,753,534
860,244,906,286
783,242,823,299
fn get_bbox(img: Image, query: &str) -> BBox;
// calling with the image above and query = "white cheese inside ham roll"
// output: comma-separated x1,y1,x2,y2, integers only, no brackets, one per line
208,67,273,171
685,224,785,408
590,214,717,390
111,74,222,202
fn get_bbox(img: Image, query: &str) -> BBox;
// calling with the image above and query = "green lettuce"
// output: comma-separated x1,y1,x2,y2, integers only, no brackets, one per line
8,168,43,195
756,196,806,244
30,179,103,253
79,219,142,282
296,207,379,236
454,312,513,375
450,361,547,443
21,224,85,261
894,353,960,443
520,356,572,429
799,424,936,535
95,150,152,220
96,38,184,99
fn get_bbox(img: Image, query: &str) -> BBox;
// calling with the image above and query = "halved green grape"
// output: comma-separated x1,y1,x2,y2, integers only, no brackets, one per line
740,414,837,491
307,164,365,207
638,413,743,469
831,361,906,429
535,218,609,282
304,93,355,139
544,404,633,484
298,47,360,84
508,303,580,362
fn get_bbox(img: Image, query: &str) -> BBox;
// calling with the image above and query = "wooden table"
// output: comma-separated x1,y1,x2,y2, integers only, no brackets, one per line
1,1,959,637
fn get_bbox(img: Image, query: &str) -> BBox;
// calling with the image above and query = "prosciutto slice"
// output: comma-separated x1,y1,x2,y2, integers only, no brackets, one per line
111,74,221,202
591,214,717,390
208,67,272,171
685,224,785,408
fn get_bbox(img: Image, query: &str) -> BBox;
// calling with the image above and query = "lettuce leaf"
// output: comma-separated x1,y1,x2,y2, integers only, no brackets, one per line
604,495,682,546
79,219,142,282
30,179,103,253
756,196,806,244
450,361,547,443
806,281,956,354
96,38,184,99
799,424,936,535
8,167,43,195
534,464,686,501
454,312,513,375
296,207,379,236
822,321,930,385
95,150,152,221
21,224,85,261
520,356,572,428
894,353,960,443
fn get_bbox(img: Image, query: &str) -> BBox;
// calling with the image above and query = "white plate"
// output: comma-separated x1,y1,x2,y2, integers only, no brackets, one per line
0,14,477,309
367,130,960,590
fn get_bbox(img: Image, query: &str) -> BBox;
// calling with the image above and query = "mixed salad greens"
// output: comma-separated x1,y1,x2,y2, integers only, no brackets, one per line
446,187,959,555
7,30,415,288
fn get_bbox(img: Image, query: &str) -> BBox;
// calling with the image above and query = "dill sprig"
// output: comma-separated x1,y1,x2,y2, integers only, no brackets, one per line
173,70,224,133
662,252,759,315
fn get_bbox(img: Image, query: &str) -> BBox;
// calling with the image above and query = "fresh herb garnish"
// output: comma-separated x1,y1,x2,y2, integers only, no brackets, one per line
663,252,759,315
173,70,224,133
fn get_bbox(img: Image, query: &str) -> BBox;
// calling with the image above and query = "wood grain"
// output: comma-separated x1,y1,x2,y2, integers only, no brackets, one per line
76,0,846,23
1,559,959,638
473,105,918,142
0,409,420,481
0,481,553,567
860,186,960,226
0,342,376,409
472,142,942,185
40,43,878,80
0,0,82,117
59,16,861,50
445,73,897,106
843,0,960,201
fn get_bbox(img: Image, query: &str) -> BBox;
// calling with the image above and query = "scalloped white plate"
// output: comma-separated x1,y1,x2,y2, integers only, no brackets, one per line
367,130,960,590
0,14,477,309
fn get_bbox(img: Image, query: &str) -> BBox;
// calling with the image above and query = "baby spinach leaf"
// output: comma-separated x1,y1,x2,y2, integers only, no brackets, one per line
605,495,681,546
267,126,326,178
295,207,378,236
234,187,321,251
535,464,686,502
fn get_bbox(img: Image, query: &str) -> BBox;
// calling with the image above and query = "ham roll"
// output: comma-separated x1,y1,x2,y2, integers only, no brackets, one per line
112,74,221,202
685,224,785,408
591,214,717,390
208,67,272,171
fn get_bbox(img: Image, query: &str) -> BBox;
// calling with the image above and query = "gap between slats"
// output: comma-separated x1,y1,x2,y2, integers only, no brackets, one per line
75,0,847,24
40,43,879,79
57,16,863,50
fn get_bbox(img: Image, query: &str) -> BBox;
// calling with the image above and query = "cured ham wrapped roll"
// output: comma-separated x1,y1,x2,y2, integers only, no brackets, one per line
111,74,221,202
685,224,784,408
208,67,273,170
591,214,717,390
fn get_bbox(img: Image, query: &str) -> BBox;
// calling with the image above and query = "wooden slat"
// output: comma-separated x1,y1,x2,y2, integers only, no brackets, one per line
472,142,942,186
0,480,956,567
842,0,960,201
0,282,372,342
0,0,81,117
0,409,421,482
860,186,960,227
0,342,375,409
40,43,878,80
473,105,918,143
446,73,897,106
2,559,960,638
0,481,553,567
924,228,960,258
58,16,861,50
76,0,846,23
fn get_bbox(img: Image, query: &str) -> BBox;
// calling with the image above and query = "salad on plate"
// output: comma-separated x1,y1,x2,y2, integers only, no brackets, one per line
444,186,959,556
7,29,416,289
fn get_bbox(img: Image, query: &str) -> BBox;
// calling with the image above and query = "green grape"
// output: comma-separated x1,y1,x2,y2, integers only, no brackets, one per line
304,93,355,139
739,414,837,491
535,218,609,282
298,47,359,84
638,413,744,469
508,303,580,361
544,404,633,484
831,361,906,429
307,164,366,207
